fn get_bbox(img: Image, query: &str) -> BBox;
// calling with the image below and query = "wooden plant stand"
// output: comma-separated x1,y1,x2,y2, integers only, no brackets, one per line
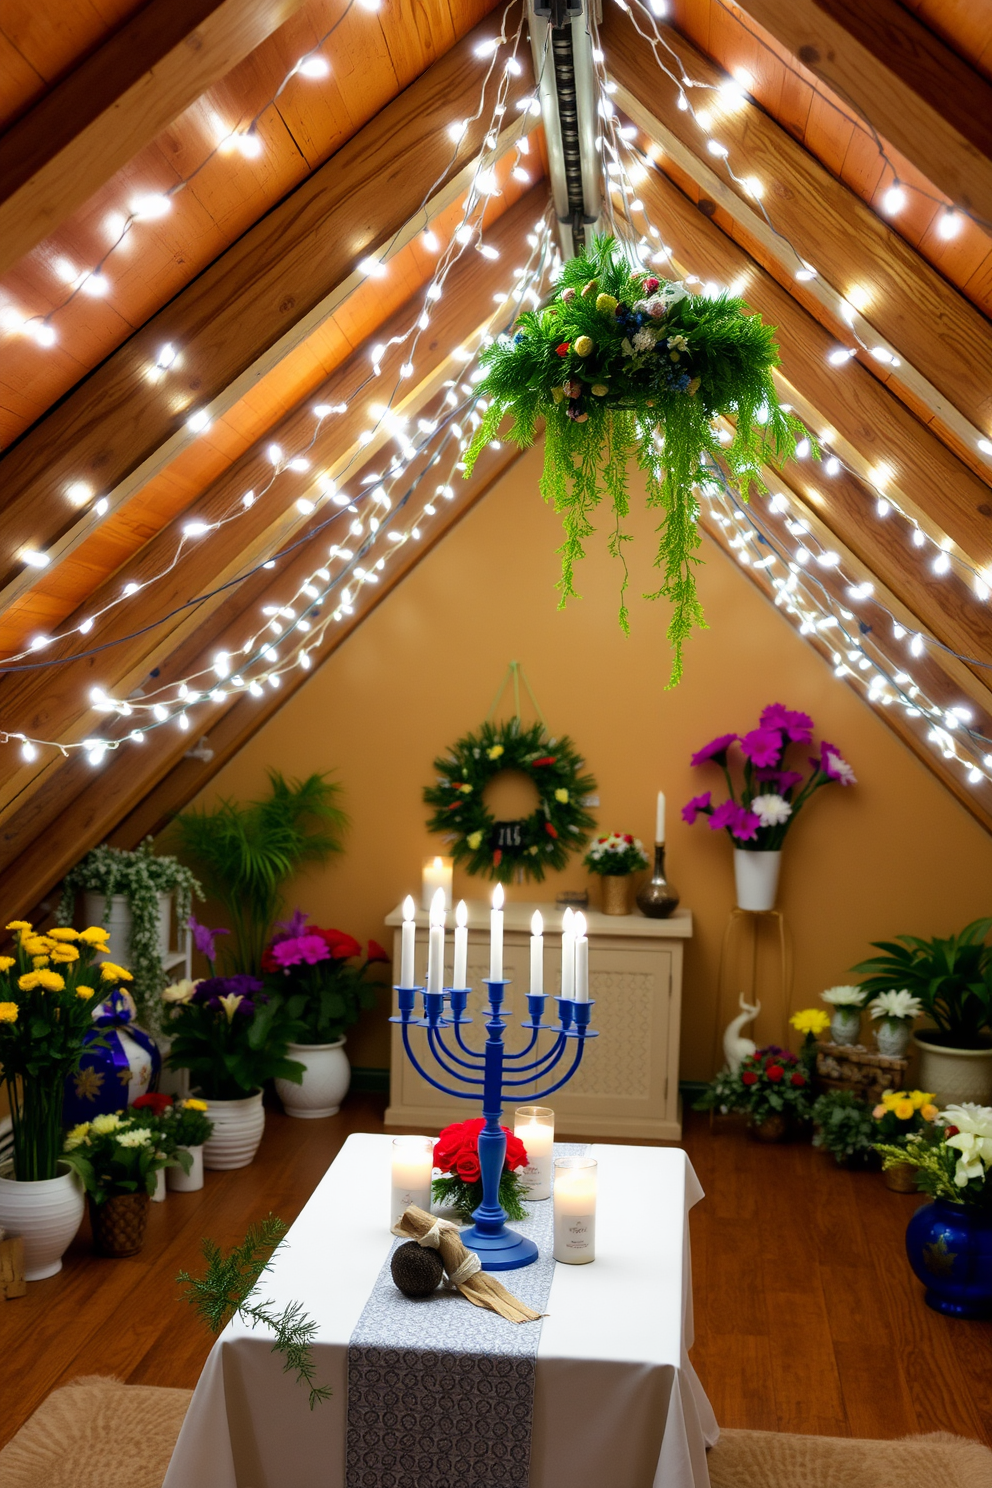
815,1042,908,1103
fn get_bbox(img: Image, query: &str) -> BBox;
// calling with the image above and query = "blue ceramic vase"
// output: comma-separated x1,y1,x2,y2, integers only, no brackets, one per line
905,1198,992,1319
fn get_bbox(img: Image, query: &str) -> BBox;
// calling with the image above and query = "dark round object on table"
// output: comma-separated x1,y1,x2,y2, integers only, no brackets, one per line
390,1241,444,1298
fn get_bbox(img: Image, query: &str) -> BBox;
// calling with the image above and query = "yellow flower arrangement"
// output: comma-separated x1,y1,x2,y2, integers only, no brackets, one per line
0,1002,18,1023
18,970,66,992
24,936,54,956
51,944,80,963
789,1008,831,1038
75,984,96,1000
78,926,111,945
91,1112,123,1136
99,961,134,982
48,927,79,941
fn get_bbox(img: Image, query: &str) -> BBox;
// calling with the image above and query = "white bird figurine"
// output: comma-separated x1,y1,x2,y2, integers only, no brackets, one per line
723,993,761,1073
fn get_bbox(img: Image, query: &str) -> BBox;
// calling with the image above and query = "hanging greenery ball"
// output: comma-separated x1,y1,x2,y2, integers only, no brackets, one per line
424,718,597,884
463,235,814,685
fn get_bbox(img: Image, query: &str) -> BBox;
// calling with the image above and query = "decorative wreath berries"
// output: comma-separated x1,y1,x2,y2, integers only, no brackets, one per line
423,717,597,883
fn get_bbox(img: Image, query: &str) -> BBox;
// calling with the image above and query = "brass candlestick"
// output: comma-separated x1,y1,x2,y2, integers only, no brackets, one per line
636,843,679,918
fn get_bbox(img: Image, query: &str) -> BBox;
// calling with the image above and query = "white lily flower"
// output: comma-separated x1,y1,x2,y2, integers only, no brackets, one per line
218,992,244,1022
162,977,199,1004
821,984,864,1007
942,1103,992,1186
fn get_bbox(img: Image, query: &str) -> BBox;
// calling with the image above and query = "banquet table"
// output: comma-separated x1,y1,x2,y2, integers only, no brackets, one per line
163,1133,717,1488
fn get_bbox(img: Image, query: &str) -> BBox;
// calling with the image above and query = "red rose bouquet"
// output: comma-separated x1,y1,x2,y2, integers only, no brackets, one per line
694,1045,814,1127
431,1117,531,1221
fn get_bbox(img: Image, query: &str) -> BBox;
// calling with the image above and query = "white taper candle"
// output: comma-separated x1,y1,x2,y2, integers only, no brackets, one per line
529,909,544,995
560,906,575,1001
453,899,468,989
573,911,589,1001
490,882,504,980
655,791,666,844
400,894,416,987
427,888,445,994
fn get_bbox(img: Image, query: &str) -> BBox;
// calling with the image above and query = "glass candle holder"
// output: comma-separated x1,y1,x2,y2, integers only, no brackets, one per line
390,1135,434,1229
421,855,454,911
553,1154,597,1264
514,1105,555,1200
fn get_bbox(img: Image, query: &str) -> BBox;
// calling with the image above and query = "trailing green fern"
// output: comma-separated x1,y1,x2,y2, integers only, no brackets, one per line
178,1216,331,1409
464,236,812,683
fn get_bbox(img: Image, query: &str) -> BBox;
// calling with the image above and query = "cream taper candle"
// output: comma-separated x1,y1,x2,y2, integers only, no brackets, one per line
453,899,468,989
400,894,416,987
427,888,445,994
529,909,544,995
490,882,504,980
655,791,666,844
560,907,575,1001
573,911,589,1001
553,1153,597,1263
421,854,453,911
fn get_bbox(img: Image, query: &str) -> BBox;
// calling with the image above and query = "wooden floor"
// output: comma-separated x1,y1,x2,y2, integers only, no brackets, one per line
2,1101,990,1451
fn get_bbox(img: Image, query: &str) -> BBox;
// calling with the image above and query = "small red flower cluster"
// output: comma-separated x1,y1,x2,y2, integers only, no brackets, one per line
433,1117,528,1185
740,1048,806,1088
133,1091,173,1114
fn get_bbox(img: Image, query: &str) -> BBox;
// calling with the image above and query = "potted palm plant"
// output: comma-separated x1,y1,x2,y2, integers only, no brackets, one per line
173,771,347,975
852,919,992,1103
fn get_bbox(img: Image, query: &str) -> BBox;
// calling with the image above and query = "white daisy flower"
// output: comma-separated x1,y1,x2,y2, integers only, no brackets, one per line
750,793,792,827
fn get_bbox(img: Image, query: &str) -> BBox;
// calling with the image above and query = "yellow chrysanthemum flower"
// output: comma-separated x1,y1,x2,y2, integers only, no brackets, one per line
908,1090,935,1109
5,921,32,932
0,1002,18,1023
24,936,54,956
48,927,79,941
63,1122,91,1150
31,955,50,969
18,973,41,991
921,1103,939,1122
183,1098,208,1112
99,962,133,982
789,1008,831,1037
893,1099,915,1121
75,985,95,1000
486,744,504,760
78,926,111,945
0,956,13,972
38,970,65,991
51,944,80,963
91,1113,123,1136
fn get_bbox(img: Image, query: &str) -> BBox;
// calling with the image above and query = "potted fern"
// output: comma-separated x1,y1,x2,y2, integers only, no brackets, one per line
173,771,348,975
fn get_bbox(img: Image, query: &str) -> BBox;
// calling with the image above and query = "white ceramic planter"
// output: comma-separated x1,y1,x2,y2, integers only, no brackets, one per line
155,1034,190,1101
150,1169,166,1203
201,1090,265,1170
276,1039,350,1119
0,1161,85,1281
913,1034,992,1105
82,890,172,966
875,1019,912,1058
167,1145,204,1192
830,1007,863,1047
733,849,781,912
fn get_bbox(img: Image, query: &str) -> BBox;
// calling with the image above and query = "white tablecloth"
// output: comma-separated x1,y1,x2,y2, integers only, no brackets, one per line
164,1134,717,1488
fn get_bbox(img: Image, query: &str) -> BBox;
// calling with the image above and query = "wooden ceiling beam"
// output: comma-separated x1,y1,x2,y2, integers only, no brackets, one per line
0,6,531,614
0,443,525,915
733,0,992,224
0,0,309,275
601,11,992,475
0,186,544,817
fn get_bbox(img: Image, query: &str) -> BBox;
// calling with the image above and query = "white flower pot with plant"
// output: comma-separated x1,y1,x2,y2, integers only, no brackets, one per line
868,989,923,1059
161,1098,213,1191
853,918,992,1105
0,918,124,1279
583,834,649,915
820,985,866,1046
265,917,389,1118
682,708,856,914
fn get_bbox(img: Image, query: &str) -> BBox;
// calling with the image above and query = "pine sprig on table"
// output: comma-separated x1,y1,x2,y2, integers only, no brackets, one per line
177,1215,331,1409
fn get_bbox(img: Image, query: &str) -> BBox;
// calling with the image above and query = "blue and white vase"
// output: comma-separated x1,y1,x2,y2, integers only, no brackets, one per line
63,989,160,1128
905,1199,992,1319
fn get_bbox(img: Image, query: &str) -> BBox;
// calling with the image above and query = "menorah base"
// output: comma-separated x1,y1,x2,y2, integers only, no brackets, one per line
460,1223,539,1271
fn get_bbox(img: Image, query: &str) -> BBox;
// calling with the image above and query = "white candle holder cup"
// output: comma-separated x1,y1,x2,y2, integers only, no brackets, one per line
514,1105,555,1201
390,1134,434,1230
553,1154,597,1264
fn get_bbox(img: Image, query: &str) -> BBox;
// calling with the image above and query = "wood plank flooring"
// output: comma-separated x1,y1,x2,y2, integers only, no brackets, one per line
1,1101,990,1451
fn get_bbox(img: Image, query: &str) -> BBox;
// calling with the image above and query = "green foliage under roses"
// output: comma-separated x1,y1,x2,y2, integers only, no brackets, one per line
811,1091,877,1167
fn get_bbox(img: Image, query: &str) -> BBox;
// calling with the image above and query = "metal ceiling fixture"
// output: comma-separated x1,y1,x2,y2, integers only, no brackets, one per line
528,0,605,258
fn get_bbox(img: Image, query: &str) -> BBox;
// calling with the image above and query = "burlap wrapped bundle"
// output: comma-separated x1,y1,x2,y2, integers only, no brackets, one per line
394,1205,542,1324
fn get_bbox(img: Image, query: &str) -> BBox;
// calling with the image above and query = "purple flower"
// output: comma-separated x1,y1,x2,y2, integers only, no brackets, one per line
690,733,737,768
682,791,712,825
272,907,309,944
740,727,783,769
271,934,331,968
730,807,762,842
708,799,739,832
194,974,264,1010
187,915,229,964
760,704,814,742
816,741,857,786
755,767,804,795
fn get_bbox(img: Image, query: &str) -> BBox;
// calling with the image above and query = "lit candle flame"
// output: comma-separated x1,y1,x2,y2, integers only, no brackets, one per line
492,882,505,909
562,906,574,931
430,887,446,926
531,909,543,937
573,911,587,939
456,899,468,928
402,894,415,922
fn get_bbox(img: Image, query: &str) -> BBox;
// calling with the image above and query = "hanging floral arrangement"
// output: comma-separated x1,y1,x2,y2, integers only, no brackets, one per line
464,237,811,683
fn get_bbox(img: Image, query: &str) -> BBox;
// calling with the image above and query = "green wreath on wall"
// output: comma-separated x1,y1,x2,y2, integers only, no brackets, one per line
424,717,597,884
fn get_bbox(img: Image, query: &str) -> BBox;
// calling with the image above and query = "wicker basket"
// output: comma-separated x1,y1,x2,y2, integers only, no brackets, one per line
89,1192,150,1258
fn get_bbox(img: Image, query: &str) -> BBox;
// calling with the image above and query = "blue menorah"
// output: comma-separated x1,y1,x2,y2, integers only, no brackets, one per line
390,978,598,1269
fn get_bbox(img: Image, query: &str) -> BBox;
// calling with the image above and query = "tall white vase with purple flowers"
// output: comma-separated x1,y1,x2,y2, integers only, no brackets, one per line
683,704,856,912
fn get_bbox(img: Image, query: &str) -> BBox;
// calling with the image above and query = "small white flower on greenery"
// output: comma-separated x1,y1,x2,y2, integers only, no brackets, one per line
750,793,792,827
942,1104,992,1187
116,1127,154,1148
821,984,864,1007
868,989,923,1022
667,334,689,352
632,329,656,353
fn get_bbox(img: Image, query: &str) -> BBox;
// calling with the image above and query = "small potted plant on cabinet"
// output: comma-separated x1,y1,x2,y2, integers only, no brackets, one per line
584,833,649,916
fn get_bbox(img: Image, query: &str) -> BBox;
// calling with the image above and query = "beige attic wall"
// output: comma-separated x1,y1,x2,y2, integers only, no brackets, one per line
179,444,992,1080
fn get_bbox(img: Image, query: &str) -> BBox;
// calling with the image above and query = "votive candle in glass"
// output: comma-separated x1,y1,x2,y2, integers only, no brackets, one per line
390,1135,434,1230
514,1104,554,1200
553,1154,597,1264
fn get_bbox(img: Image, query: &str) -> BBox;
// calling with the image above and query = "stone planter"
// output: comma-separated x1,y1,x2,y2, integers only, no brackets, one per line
874,1019,912,1059
201,1089,265,1169
89,1192,150,1258
167,1144,204,1192
830,1006,863,1047
912,1032,992,1105
276,1040,350,1119
733,849,781,912
0,1161,85,1281
883,1160,918,1193
599,873,634,916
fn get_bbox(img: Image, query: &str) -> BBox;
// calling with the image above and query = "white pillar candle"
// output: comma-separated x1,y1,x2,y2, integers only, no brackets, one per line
514,1104,554,1200
655,790,666,844
553,1154,597,1263
421,854,453,911
573,911,588,1001
453,899,468,989
490,882,504,980
400,894,416,986
560,906,575,1001
529,909,544,995
390,1135,434,1229
427,888,445,994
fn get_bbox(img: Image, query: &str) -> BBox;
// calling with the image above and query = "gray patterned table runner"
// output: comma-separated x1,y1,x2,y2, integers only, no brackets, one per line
346,1144,588,1488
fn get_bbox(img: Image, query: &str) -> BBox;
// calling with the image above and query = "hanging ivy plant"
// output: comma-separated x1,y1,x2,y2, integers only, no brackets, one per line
424,718,596,883
463,236,813,684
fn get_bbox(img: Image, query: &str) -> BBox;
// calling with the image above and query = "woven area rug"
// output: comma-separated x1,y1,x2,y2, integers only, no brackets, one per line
1,1377,990,1487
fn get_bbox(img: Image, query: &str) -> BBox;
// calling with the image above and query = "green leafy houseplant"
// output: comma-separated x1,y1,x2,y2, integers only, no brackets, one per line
811,1091,877,1168
175,771,348,975
62,1111,189,1200
57,839,202,1025
179,1216,330,1408
465,236,810,682
162,975,304,1100
852,918,992,1050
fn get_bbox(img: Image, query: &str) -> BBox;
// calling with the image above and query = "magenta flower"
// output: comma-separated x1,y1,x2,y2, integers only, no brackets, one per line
740,727,783,769
816,741,857,786
730,807,761,842
691,733,737,767
187,916,229,965
760,704,814,742
755,767,804,795
682,791,712,825
271,933,332,968
708,799,739,832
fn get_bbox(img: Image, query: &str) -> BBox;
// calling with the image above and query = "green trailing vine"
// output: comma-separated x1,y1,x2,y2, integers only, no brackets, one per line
464,236,812,683
178,1215,331,1409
